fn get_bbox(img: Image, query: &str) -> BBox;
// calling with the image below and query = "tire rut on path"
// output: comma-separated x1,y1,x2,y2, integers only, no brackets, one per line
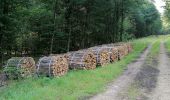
150,42,170,100
90,45,152,100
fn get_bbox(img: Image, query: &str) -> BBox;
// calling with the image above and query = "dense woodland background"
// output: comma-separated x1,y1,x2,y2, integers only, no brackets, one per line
0,0,166,66
164,0,170,33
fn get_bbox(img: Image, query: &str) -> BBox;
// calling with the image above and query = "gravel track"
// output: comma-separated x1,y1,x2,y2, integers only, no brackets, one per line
90,45,151,100
149,43,170,100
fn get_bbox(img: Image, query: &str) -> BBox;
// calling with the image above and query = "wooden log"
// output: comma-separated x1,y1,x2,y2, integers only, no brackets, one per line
67,50,96,70
37,55,68,77
97,45,119,63
102,43,127,60
5,57,35,78
89,47,110,66
114,42,133,54
126,42,133,53
108,42,133,59
113,43,129,56
50,54,69,62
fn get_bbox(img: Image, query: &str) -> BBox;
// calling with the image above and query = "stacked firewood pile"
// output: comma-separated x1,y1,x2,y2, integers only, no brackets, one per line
97,45,119,62
101,44,123,60
89,47,110,66
103,43,129,60
3,42,133,79
5,57,35,78
113,43,129,56
127,42,133,53
50,54,69,62
36,55,68,77
114,42,133,54
67,50,96,70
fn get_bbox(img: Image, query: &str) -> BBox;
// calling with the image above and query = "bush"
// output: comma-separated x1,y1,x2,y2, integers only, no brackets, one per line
3,66,23,80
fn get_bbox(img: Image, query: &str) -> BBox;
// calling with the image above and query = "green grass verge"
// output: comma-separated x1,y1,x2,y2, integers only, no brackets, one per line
0,39,148,100
150,40,161,56
165,38,170,52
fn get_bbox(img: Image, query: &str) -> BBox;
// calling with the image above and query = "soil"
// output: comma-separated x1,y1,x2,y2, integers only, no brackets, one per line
149,43,170,100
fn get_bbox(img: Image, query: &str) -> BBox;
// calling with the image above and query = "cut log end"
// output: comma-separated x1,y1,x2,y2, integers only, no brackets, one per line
68,50,96,70
37,55,68,77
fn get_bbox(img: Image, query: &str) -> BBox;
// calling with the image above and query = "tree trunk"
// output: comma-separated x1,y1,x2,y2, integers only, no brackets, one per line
67,26,71,52
50,0,58,54
120,0,124,41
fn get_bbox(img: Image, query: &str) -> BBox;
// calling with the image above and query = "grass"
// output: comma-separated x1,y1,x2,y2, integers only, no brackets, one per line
150,40,161,56
127,84,141,100
165,36,170,52
0,38,150,100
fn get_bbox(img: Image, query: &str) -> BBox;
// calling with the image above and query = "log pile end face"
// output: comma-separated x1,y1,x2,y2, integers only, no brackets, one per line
109,44,124,60
89,47,110,66
113,43,133,59
5,57,36,78
97,45,119,63
68,50,96,70
37,56,68,77
105,47,119,62
112,48,119,62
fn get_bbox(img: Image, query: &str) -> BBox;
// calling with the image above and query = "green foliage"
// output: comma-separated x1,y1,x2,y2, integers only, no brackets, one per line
0,0,162,65
3,66,22,80
163,0,170,34
126,0,162,37
150,40,161,56
165,36,170,52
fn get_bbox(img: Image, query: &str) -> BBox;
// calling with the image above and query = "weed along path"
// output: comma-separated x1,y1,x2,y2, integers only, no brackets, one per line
150,42,170,100
90,45,152,100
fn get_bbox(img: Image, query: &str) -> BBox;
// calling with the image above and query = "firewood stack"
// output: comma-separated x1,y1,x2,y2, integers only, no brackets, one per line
114,43,129,56
37,55,68,77
106,44,126,60
99,45,119,63
50,54,69,62
89,47,110,66
68,50,96,70
5,57,35,78
110,42,133,59
126,42,133,53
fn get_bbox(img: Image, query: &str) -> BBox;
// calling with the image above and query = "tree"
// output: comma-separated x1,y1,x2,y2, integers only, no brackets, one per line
0,0,162,66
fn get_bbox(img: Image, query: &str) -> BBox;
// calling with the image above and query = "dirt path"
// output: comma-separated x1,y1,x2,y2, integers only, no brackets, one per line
90,45,151,100
149,42,170,100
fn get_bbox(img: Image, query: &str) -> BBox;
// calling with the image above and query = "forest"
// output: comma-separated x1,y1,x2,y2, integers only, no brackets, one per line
3,0,170,99
0,0,163,66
